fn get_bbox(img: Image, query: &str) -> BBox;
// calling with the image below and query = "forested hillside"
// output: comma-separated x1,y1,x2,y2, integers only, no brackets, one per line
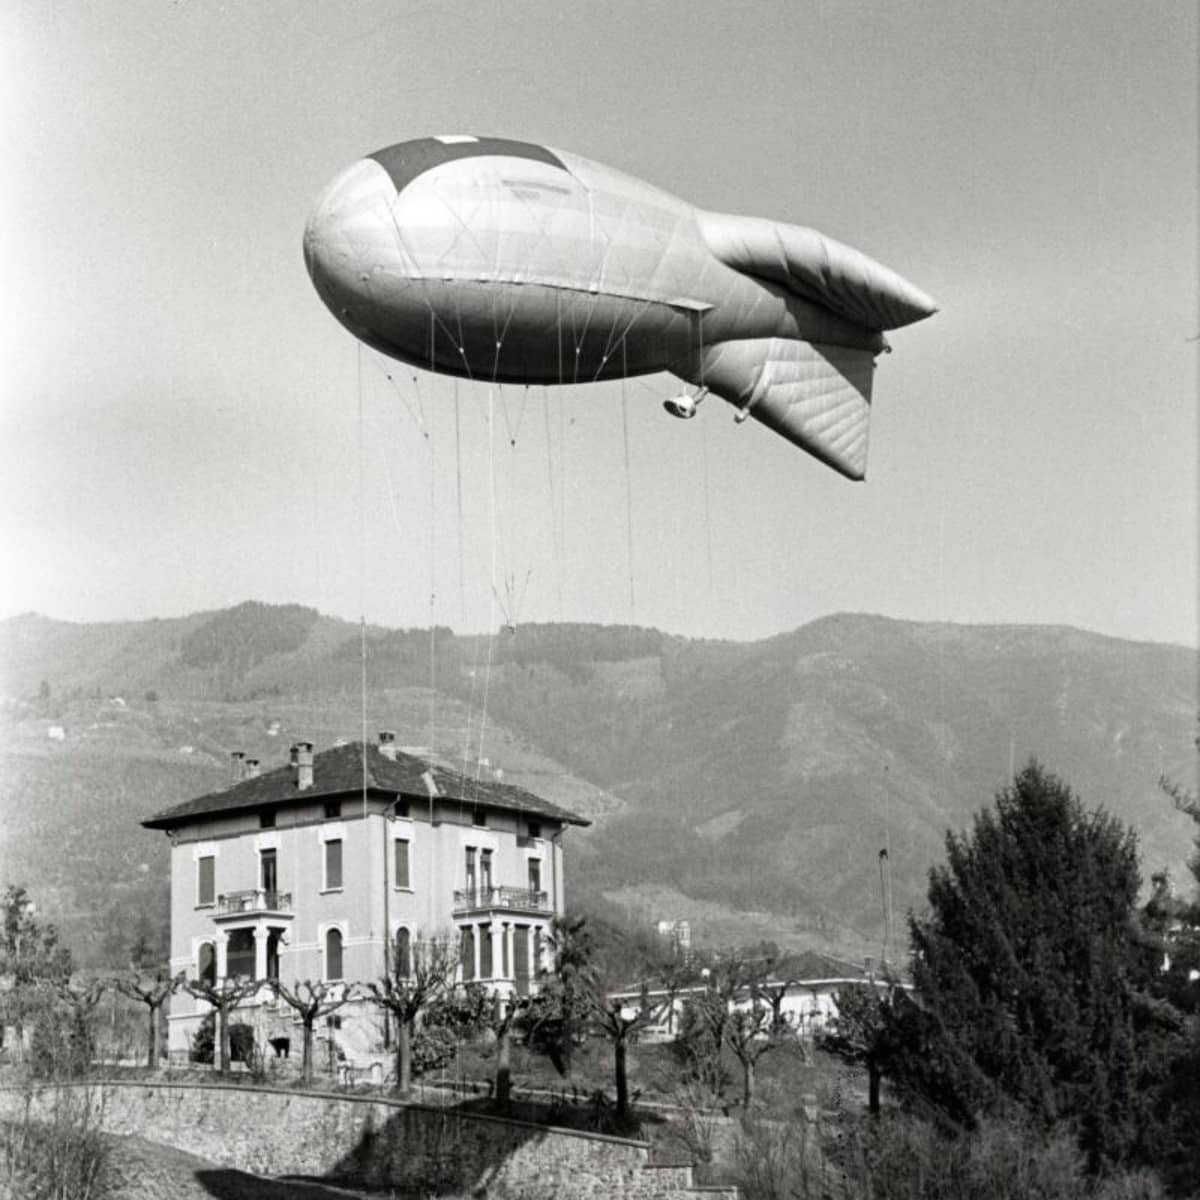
1,604,1194,965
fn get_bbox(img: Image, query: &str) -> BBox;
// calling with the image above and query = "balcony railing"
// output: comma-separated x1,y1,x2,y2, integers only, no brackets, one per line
453,886,550,915
215,889,293,918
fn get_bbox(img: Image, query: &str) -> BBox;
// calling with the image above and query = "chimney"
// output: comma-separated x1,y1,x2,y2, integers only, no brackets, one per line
245,758,261,779
289,744,300,770
296,741,314,791
378,730,397,761
230,751,245,783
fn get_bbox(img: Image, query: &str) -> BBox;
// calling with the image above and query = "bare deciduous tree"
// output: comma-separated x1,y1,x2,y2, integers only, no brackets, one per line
366,935,456,1096
113,970,181,1068
269,979,356,1085
185,976,262,1073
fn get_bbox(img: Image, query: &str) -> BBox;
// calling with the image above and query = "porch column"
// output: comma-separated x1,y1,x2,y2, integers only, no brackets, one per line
215,932,229,982
473,923,482,981
253,926,267,979
487,920,500,981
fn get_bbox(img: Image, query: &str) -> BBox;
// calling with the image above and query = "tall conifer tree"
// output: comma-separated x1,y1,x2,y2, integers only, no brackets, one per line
891,761,1157,1167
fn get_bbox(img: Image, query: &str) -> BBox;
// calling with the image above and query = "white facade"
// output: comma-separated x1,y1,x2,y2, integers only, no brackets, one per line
144,737,585,1065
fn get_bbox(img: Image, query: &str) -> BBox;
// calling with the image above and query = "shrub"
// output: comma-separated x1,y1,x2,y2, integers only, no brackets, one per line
734,1115,822,1200
188,1013,254,1065
831,1113,1166,1200
411,1023,458,1078
29,1002,94,1080
1,1088,110,1200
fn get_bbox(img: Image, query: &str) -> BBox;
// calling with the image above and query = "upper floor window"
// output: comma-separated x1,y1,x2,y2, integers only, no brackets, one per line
323,800,341,820
197,856,215,907
394,798,410,819
528,858,542,895
526,820,542,840
465,847,477,893
394,838,410,889
260,809,276,829
472,808,487,827
324,838,343,891
260,848,277,893
480,848,493,892
325,928,344,981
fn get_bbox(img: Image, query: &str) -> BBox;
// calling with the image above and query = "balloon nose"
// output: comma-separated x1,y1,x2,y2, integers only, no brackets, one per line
303,158,396,311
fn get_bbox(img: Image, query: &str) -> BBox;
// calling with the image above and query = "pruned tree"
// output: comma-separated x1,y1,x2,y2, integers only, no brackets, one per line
185,975,262,1073
589,985,656,1122
113,970,181,1068
818,982,897,1115
366,934,457,1096
713,957,792,1110
269,979,355,1085
650,952,701,1037
432,982,529,1110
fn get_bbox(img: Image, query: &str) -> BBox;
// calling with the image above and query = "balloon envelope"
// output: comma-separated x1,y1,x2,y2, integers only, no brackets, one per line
304,135,937,479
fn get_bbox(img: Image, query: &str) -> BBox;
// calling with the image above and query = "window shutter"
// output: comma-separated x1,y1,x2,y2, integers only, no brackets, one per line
198,856,215,905
325,839,343,890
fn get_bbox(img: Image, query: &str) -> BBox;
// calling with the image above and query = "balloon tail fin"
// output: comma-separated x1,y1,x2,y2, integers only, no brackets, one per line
685,338,876,481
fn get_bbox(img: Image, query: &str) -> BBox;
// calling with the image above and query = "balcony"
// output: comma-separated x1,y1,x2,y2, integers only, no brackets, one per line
214,889,294,921
453,886,550,916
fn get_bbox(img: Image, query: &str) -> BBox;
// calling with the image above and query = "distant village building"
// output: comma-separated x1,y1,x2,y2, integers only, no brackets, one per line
656,918,693,960
142,732,589,1063
610,951,900,1042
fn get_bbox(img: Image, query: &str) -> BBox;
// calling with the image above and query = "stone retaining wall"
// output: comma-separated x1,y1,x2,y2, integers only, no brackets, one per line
0,1081,736,1199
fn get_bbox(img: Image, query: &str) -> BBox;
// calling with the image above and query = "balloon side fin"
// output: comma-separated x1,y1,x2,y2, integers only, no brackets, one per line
699,211,938,333
687,338,876,480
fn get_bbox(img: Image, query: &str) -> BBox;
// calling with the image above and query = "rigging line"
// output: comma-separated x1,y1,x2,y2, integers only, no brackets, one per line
363,349,425,437
700,402,715,604
473,387,501,796
510,383,532,448
620,343,636,621
695,308,714,607
409,372,429,438
382,206,463,356
587,295,658,386
543,390,564,620
592,293,638,377
428,394,438,772
357,343,368,821
453,298,473,383
570,292,604,386
454,379,466,622
488,385,516,619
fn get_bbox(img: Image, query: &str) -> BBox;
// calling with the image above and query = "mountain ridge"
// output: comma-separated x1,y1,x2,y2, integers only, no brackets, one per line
2,603,1195,966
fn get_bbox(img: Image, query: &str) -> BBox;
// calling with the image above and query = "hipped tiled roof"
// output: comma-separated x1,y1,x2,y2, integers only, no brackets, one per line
142,741,590,830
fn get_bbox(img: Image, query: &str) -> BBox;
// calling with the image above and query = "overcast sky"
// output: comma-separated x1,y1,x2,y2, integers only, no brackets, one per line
2,0,1196,647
